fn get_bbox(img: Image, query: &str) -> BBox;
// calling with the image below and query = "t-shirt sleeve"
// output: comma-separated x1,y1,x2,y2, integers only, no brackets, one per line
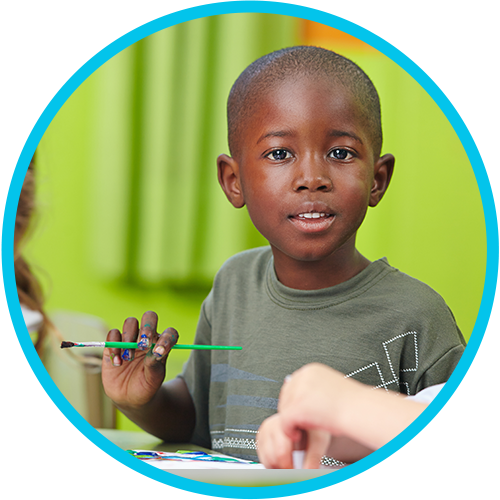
399,283,466,394
415,344,464,393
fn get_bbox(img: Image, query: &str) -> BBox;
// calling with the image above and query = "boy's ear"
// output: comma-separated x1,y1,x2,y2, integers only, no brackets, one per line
369,154,395,207
217,154,245,208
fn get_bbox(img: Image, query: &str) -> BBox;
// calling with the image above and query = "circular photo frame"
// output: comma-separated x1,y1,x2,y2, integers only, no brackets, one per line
3,2,498,498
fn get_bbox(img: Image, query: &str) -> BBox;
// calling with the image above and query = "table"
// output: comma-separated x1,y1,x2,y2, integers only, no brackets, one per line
98,429,335,486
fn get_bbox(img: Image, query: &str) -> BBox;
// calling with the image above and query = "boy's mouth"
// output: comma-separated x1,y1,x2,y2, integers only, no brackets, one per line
295,212,331,219
289,209,336,233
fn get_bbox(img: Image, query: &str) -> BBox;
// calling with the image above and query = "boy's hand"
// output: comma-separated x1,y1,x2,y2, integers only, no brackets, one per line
101,311,179,409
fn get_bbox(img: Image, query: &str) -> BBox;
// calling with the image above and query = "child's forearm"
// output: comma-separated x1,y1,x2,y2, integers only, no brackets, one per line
334,386,427,450
115,377,196,442
325,435,373,463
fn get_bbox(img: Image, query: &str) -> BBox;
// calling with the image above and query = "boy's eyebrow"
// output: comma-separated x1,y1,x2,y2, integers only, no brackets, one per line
256,129,364,145
328,129,364,144
256,130,294,144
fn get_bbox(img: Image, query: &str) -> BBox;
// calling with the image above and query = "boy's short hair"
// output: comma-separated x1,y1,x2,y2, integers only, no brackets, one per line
227,46,383,159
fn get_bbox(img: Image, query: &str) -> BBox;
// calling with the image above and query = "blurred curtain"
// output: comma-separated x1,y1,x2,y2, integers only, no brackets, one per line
87,14,298,288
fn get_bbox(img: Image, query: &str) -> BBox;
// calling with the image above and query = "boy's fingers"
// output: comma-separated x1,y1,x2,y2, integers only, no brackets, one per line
151,327,179,363
104,328,123,367
108,312,174,372
137,311,158,351
121,317,139,362
122,317,139,341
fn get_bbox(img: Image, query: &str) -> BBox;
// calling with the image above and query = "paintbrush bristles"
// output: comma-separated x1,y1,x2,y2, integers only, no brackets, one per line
60,341,106,348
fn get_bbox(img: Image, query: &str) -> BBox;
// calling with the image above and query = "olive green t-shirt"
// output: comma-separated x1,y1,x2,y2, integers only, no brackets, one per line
179,247,465,460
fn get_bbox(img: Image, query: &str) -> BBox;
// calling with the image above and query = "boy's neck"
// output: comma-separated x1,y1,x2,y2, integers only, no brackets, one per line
271,247,371,290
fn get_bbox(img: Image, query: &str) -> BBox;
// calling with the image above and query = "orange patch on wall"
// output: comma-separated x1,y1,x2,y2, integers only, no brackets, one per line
300,20,376,53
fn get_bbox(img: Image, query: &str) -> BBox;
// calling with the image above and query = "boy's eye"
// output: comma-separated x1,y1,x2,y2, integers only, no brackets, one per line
329,148,352,160
266,149,291,161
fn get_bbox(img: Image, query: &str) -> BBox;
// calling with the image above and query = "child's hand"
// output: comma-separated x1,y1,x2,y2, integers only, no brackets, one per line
256,414,295,468
257,413,330,469
278,363,352,439
101,311,179,410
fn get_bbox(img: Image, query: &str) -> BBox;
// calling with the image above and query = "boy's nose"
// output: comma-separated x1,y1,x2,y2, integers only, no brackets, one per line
292,159,333,192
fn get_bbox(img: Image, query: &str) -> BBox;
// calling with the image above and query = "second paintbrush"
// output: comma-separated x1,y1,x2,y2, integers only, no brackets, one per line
61,341,242,350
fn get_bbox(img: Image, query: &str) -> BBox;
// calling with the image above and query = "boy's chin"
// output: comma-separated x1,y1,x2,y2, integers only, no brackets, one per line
270,234,360,268
271,244,343,264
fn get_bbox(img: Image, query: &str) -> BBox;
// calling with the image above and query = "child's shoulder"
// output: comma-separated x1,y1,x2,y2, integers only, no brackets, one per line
221,245,272,266
215,246,272,283
207,247,272,305
379,259,454,315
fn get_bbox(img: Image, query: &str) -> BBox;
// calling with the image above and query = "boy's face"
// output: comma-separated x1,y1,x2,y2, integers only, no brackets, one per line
219,75,393,275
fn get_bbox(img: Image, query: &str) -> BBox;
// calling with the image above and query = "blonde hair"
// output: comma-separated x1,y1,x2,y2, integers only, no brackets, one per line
15,159,53,355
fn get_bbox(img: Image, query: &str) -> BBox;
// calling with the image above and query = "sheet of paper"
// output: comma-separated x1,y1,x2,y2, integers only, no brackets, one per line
129,449,340,470
129,450,266,470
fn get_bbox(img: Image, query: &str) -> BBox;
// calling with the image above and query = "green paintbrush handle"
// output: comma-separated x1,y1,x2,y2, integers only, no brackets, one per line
105,342,242,350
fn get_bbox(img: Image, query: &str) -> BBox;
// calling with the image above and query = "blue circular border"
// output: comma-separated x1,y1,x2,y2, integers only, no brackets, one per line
2,1,498,498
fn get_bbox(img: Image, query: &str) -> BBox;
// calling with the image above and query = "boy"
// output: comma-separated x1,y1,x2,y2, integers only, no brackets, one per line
101,46,465,462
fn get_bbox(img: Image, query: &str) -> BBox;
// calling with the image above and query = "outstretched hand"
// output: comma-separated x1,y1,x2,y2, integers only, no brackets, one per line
101,311,179,410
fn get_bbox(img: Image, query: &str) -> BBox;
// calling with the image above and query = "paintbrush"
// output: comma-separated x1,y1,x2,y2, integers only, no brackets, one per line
60,341,242,351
